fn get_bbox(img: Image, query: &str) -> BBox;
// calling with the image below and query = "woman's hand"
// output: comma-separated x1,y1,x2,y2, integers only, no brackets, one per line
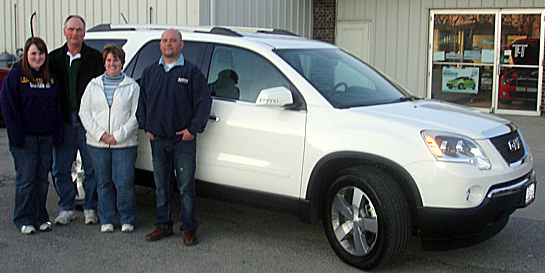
100,133,117,145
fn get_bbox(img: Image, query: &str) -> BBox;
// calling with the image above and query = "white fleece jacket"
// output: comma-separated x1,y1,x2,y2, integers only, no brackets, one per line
79,73,140,148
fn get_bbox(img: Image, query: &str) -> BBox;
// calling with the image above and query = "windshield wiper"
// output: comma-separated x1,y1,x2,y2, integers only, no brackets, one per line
391,95,420,103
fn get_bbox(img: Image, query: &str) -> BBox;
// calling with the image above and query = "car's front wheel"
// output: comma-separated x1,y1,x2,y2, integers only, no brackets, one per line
323,166,411,270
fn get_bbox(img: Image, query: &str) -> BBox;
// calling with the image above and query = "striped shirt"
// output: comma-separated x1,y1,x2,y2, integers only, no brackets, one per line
102,73,124,107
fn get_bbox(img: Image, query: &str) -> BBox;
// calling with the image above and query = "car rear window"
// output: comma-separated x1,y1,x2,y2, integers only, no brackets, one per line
84,39,128,52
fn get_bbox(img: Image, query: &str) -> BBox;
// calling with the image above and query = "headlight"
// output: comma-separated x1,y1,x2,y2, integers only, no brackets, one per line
422,131,491,170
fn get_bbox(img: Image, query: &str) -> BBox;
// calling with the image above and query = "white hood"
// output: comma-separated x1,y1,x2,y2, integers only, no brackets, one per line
348,99,512,139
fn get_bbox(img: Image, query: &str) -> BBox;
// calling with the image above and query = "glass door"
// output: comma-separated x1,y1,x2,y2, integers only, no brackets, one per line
497,12,543,114
429,11,496,111
429,9,544,115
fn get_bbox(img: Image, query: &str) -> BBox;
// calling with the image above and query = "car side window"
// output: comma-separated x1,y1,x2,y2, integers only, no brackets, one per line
126,40,207,81
125,41,161,81
208,45,290,103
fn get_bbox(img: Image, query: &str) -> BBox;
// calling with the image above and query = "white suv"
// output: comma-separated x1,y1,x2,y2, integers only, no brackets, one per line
85,24,536,270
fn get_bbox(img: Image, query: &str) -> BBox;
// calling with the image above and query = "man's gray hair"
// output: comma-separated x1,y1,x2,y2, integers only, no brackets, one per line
64,15,86,29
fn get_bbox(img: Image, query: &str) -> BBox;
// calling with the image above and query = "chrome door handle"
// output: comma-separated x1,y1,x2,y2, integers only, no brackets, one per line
209,115,220,122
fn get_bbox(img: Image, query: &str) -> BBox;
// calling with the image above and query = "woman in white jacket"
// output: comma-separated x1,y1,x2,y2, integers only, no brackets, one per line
79,43,139,233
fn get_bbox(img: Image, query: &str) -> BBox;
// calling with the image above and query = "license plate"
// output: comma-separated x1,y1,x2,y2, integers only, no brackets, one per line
525,182,536,206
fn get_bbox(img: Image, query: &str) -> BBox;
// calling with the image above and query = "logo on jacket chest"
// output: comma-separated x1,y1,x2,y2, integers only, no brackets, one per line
21,77,52,89
178,77,189,84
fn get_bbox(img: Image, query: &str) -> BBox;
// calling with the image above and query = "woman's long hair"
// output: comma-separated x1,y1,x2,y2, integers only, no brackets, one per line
21,37,50,84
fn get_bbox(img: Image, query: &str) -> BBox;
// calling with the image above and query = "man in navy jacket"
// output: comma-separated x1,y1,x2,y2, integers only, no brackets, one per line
137,29,211,245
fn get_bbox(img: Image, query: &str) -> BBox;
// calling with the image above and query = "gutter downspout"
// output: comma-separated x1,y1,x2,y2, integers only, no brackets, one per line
210,0,216,25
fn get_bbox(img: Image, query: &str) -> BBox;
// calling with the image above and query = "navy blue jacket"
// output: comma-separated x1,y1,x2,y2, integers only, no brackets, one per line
1,64,64,147
136,60,211,139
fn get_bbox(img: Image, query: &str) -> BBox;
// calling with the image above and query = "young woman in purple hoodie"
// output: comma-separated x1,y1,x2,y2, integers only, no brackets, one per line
1,37,63,234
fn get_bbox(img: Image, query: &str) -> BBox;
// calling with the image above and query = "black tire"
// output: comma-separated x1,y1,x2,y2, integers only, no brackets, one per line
323,166,411,270
458,83,464,89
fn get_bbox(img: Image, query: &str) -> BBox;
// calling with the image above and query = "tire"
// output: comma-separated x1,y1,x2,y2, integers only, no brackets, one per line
323,166,411,270
458,83,464,89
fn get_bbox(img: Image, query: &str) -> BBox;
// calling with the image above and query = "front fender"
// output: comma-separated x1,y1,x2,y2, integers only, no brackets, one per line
304,151,423,225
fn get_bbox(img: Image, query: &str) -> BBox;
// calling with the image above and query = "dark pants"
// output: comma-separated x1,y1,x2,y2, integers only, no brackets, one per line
150,138,198,233
10,135,53,229
87,146,138,225
52,111,97,211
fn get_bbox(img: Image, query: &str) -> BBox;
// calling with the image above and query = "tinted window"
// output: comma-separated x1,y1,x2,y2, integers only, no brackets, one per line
127,41,161,80
183,42,207,66
127,40,207,81
85,39,127,52
208,45,290,102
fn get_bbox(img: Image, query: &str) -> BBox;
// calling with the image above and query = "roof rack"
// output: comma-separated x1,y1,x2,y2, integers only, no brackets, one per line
195,27,242,37
257,29,298,36
88,24,136,32
88,24,299,37
88,23,206,33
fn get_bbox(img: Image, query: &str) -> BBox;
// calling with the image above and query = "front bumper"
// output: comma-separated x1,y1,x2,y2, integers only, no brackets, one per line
417,170,536,250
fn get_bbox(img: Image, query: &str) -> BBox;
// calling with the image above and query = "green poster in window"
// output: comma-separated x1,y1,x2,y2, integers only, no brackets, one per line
442,67,479,94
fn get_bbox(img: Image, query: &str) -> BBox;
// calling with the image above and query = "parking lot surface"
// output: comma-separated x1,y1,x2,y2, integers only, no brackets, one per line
0,114,544,272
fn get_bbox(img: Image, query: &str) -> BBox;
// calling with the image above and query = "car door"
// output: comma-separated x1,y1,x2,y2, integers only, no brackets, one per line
198,45,306,198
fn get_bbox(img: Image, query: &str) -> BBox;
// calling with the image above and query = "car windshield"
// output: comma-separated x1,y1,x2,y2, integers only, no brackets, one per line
274,48,413,108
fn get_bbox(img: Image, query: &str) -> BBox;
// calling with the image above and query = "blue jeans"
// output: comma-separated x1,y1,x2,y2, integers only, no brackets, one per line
10,135,53,229
150,137,198,232
52,111,97,211
87,146,138,225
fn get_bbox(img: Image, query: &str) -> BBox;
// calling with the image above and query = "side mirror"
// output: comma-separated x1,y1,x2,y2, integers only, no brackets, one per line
255,86,293,107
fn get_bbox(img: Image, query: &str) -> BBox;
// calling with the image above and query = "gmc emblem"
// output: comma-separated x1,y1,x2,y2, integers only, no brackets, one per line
507,137,522,152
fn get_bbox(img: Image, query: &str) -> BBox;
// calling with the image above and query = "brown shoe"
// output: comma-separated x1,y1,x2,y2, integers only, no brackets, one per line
183,230,198,245
145,227,173,241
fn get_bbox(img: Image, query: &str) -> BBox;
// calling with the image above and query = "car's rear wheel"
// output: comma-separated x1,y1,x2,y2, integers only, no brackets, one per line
323,166,411,271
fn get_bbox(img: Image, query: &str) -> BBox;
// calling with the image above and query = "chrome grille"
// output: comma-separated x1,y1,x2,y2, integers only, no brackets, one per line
490,130,526,164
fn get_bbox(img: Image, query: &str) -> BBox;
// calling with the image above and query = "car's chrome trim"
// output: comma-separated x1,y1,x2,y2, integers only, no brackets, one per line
487,172,535,198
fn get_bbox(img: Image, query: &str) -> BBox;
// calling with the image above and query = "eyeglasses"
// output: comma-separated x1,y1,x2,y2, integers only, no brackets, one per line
65,27,84,33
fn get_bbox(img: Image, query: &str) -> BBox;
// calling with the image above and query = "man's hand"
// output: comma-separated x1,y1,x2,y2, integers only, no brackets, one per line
176,129,195,141
146,131,155,140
